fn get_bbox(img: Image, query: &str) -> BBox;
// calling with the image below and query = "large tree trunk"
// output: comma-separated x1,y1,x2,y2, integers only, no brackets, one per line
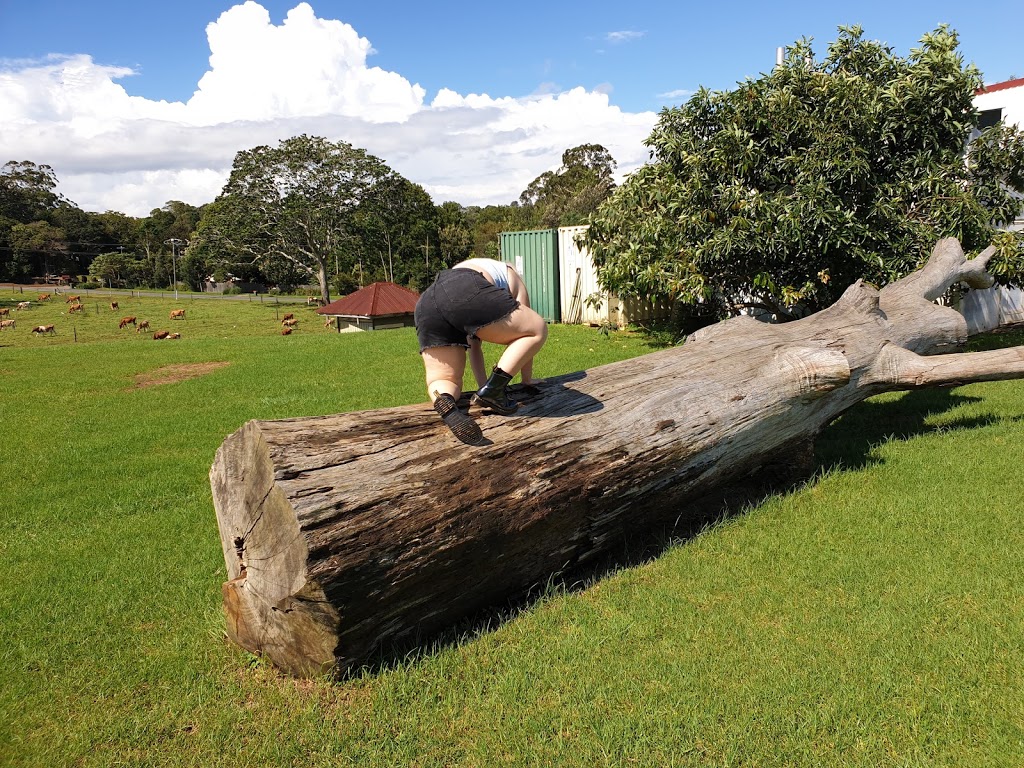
210,238,1024,677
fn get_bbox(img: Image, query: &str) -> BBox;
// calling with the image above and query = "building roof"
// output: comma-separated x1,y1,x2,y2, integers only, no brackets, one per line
976,76,1024,95
316,281,420,318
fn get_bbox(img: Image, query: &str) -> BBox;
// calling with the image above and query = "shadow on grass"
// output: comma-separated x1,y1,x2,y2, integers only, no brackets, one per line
813,388,997,473
354,376,1019,680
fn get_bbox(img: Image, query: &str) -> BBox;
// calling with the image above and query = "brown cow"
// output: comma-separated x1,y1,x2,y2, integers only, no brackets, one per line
168,332,181,339
32,324,55,335
282,318,299,327
282,312,295,321
65,295,81,303
0,319,15,330
0,308,9,317
169,309,186,320
119,316,137,329
153,330,170,340
68,303,84,313
110,301,119,311
37,293,51,301
280,327,292,335
135,320,151,332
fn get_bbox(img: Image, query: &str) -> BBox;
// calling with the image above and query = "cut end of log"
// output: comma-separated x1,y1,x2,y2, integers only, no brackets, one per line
222,572,340,678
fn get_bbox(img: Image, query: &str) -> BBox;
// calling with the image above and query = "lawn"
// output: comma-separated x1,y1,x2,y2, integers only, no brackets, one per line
1,294,1022,767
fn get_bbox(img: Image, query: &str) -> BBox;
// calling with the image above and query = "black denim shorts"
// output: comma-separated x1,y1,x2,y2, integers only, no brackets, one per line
415,268,519,352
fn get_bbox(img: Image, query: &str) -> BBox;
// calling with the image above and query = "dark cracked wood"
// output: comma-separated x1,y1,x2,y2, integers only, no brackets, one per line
210,237,1024,676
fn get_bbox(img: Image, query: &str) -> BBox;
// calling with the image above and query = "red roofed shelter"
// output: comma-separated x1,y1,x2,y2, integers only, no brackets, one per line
315,281,420,333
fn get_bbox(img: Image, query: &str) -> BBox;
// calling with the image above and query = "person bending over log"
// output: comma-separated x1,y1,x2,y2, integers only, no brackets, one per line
414,258,548,444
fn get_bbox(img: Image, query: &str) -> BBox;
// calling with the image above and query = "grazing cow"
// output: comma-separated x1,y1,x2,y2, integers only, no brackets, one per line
282,312,295,321
68,303,84,313
168,332,181,339
0,319,15,330
169,308,186,320
281,327,292,335
153,330,170,340
323,318,334,328
110,301,119,311
16,301,31,310
282,318,299,327
65,295,81,303
119,316,137,329
0,308,9,318
32,324,56,335
135,320,151,332
306,296,324,306
37,293,51,301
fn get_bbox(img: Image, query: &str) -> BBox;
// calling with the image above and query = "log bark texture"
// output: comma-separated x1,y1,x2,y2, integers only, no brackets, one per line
210,238,1024,676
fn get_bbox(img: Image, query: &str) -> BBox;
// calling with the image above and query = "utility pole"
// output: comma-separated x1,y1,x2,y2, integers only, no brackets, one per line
164,238,187,300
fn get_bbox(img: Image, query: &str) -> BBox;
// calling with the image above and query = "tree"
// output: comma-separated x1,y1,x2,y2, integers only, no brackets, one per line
0,161,65,223
357,174,437,288
436,201,473,267
519,144,617,228
8,221,66,279
0,161,68,279
191,135,390,303
584,25,1024,320
87,251,148,288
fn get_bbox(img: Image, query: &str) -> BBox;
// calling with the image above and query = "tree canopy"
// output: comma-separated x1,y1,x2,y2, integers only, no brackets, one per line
189,135,398,302
584,25,1024,319
518,144,617,228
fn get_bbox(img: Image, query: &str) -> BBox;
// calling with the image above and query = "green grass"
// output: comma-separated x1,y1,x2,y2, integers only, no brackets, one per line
2,301,1023,767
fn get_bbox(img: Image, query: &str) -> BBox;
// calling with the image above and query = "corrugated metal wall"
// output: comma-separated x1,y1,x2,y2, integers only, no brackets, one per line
557,225,618,326
499,229,560,323
556,225,674,328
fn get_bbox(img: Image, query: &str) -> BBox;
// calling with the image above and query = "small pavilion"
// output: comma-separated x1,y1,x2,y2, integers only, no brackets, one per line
316,282,420,332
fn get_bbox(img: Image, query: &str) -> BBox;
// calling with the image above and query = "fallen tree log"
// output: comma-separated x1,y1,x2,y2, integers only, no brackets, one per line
210,237,1024,677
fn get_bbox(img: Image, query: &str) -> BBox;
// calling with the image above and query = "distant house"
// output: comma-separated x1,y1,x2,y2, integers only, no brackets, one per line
959,77,1024,333
975,75,1024,134
316,281,420,332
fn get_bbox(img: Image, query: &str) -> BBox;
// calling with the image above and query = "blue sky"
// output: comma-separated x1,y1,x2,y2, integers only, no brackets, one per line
0,1,1019,215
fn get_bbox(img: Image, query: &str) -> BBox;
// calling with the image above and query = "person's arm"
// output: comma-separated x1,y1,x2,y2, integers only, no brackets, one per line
468,335,487,388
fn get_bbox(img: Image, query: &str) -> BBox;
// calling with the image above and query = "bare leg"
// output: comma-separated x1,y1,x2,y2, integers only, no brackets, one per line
422,345,467,401
421,345,484,445
474,305,548,378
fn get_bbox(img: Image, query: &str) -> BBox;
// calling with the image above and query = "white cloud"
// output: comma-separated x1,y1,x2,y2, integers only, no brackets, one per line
605,30,645,44
0,2,657,216
658,88,696,101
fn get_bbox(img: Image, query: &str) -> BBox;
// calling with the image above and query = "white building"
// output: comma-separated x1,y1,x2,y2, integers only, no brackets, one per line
960,77,1024,333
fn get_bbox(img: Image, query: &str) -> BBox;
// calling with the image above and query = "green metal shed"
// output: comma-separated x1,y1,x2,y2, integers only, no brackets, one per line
499,228,560,323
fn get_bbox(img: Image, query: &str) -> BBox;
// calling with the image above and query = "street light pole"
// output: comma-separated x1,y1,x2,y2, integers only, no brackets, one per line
165,238,185,300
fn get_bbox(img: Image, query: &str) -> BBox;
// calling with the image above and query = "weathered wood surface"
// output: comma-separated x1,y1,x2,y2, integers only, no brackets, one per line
210,238,1024,676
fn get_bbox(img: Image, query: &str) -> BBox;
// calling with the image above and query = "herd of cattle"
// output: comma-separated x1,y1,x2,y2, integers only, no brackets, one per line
2,291,321,339
0,293,190,339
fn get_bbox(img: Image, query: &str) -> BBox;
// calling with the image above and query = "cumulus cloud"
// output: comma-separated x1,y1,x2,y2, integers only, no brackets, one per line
0,1,657,216
605,30,645,44
658,88,696,101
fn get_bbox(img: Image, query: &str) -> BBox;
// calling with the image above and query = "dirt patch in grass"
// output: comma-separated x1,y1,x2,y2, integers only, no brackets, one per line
133,361,230,389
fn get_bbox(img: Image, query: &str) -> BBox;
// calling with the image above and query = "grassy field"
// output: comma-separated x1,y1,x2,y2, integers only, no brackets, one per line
2,292,1023,767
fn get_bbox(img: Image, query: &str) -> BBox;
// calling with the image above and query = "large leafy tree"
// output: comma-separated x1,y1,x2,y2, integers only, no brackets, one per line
584,26,1024,319
190,135,390,302
0,161,68,280
436,201,473,266
519,143,617,228
357,174,438,290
